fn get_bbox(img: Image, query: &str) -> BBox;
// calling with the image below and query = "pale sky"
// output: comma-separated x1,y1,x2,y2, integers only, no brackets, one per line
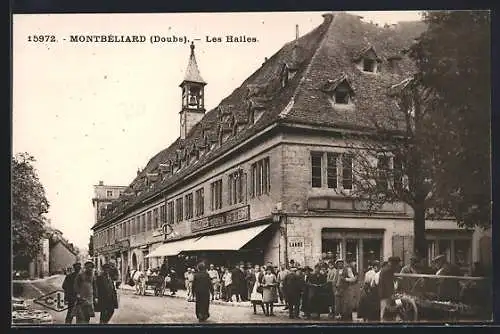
12,11,423,250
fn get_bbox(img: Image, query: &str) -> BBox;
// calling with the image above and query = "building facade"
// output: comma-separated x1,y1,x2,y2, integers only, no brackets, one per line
91,12,491,281
49,239,78,274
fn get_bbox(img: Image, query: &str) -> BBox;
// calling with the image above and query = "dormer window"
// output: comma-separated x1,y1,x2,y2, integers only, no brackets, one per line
335,88,350,104
323,75,355,106
354,46,381,74
363,58,376,72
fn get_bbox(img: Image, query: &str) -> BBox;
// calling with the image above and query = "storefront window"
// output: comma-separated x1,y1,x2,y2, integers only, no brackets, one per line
322,239,342,261
346,239,360,273
454,239,471,267
438,239,452,263
363,239,382,271
426,240,436,266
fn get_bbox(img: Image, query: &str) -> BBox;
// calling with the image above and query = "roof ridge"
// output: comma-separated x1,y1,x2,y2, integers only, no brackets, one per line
279,13,335,119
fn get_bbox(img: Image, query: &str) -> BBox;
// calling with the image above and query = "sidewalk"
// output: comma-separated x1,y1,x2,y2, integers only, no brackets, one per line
120,284,286,309
13,274,63,284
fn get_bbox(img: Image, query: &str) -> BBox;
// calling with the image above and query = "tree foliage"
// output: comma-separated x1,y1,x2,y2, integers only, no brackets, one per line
12,153,50,262
344,11,491,257
409,11,491,229
346,78,441,257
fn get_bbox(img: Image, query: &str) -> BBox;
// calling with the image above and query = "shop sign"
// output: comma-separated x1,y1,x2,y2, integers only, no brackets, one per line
288,236,305,266
191,205,250,233
97,239,130,254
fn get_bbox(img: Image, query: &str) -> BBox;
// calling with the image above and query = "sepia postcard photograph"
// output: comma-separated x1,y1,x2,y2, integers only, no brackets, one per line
11,10,492,326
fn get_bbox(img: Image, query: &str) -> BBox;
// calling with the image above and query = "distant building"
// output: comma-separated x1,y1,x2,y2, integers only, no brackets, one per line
91,12,491,282
49,237,78,274
92,181,128,223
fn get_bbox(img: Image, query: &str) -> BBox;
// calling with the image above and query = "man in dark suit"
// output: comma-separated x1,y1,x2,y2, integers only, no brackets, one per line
378,256,400,321
95,263,119,324
62,262,81,324
283,266,304,319
192,262,213,322
231,264,244,302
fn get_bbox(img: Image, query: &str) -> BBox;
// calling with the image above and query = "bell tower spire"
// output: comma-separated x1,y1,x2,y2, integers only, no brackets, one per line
179,42,206,140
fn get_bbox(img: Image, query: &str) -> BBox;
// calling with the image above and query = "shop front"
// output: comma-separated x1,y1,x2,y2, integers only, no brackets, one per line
96,239,130,276
145,205,278,270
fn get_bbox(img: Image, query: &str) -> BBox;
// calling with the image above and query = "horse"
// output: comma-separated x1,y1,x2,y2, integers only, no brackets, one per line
131,269,146,295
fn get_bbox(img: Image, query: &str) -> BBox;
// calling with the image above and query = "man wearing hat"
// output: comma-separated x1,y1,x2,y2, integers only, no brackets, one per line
283,265,304,319
95,263,119,324
73,260,98,324
432,254,461,301
378,256,401,321
62,262,81,324
332,259,357,320
398,256,420,293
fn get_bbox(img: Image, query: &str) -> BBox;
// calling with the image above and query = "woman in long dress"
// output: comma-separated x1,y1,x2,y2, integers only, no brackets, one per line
261,267,278,316
249,265,265,315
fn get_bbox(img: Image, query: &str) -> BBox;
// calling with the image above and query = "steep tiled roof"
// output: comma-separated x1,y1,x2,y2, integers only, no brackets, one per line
94,12,426,228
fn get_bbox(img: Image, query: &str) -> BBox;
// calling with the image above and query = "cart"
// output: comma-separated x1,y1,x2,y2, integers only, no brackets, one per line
389,273,492,322
144,275,166,296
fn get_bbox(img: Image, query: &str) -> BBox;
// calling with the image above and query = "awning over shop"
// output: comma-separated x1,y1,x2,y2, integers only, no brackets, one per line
145,237,201,258
183,223,272,251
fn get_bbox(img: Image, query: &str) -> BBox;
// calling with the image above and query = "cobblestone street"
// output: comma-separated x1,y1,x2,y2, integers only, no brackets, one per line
17,275,347,324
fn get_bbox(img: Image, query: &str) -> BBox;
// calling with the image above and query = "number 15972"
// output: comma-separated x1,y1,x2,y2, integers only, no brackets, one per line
27,35,57,43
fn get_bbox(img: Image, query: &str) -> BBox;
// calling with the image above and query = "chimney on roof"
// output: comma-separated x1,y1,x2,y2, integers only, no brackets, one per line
98,181,103,186
262,57,268,66
295,24,299,40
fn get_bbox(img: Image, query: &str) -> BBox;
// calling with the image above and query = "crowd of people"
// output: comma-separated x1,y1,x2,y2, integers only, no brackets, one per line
62,261,119,324
60,252,490,324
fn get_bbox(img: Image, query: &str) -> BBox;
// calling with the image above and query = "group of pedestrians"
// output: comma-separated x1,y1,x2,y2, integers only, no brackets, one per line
62,260,119,324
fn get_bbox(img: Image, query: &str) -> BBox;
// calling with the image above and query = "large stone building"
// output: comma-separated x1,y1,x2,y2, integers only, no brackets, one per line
91,12,491,279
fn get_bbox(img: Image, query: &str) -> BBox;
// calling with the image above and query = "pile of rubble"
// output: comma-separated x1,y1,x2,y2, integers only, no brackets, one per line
12,298,53,325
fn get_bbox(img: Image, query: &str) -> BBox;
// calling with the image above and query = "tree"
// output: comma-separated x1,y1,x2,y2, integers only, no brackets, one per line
345,11,491,258
409,11,491,229
88,235,94,257
346,78,441,258
12,153,50,267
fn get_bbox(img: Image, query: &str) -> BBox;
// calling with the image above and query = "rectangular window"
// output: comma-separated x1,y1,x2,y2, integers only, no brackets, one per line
167,201,174,224
185,193,194,219
153,208,159,229
146,211,152,231
141,214,146,233
107,190,113,197
335,89,349,104
327,153,339,189
135,216,140,235
160,204,166,224
311,152,323,188
195,188,204,217
377,155,390,190
210,179,223,210
127,220,131,237
251,158,270,197
263,158,270,194
342,154,353,190
176,198,183,223
251,163,257,196
228,171,243,205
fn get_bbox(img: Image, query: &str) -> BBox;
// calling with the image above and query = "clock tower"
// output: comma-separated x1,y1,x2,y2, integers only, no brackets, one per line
179,42,206,140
